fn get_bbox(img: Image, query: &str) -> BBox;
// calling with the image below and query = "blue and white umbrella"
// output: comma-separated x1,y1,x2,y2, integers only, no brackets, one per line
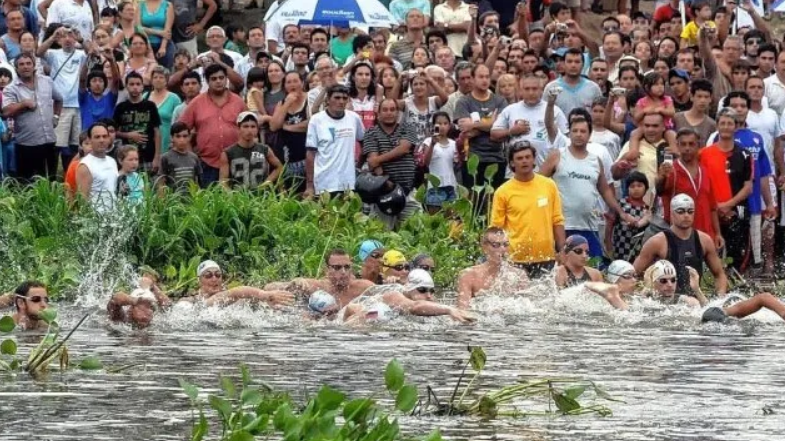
264,0,396,28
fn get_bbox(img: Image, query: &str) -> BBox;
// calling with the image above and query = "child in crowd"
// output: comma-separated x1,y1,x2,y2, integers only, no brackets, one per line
117,145,144,205
622,72,677,163
225,24,247,54
158,122,202,194
246,67,266,118
680,0,715,48
65,132,92,203
589,97,622,160
421,112,458,214
606,171,651,262
0,67,14,178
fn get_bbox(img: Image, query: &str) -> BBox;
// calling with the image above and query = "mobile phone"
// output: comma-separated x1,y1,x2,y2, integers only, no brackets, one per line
549,86,563,97
663,152,674,165
611,87,626,96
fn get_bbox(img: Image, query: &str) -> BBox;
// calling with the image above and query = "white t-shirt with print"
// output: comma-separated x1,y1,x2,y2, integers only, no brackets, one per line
306,110,365,193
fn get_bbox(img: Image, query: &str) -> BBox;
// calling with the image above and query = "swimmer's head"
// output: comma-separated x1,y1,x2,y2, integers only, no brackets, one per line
197,260,223,293
129,301,155,329
607,260,637,294
670,194,695,228
358,240,384,262
308,290,337,314
645,260,677,297
365,303,394,322
564,235,590,263
404,269,435,301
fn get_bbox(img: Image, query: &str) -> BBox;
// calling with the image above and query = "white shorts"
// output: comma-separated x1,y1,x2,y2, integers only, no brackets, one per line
55,107,81,147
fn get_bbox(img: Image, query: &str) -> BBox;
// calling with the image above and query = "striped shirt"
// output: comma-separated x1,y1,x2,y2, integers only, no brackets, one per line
362,122,418,192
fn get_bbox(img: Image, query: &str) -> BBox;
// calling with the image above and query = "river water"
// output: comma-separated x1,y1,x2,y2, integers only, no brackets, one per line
2,285,784,440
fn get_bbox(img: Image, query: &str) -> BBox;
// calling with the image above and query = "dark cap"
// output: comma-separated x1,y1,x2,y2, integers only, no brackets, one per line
668,68,690,82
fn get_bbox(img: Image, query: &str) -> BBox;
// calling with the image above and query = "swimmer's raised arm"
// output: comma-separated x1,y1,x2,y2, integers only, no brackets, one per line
383,292,476,323
584,282,628,310
204,287,295,307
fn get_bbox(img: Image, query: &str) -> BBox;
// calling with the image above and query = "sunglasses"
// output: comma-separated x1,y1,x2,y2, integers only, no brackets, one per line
570,248,587,255
674,208,695,215
369,251,384,259
658,277,677,285
415,265,435,272
328,264,352,272
16,294,48,303
617,273,636,280
603,26,619,32
202,271,223,279
385,264,411,272
416,287,436,294
484,240,510,249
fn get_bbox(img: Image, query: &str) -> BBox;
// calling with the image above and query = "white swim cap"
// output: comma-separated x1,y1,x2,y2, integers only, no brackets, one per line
606,260,635,283
197,260,221,277
308,290,337,313
647,260,677,286
365,303,394,322
670,193,695,212
130,288,156,303
404,269,435,292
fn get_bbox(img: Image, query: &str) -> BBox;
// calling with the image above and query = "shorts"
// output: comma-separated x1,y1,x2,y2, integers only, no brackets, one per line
55,107,81,147
425,186,457,207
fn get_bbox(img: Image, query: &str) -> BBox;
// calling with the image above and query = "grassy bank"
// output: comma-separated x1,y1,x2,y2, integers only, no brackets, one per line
0,180,485,299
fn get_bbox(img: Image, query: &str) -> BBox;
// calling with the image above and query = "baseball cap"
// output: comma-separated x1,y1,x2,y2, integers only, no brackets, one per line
236,111,259,125
671,193,695,212
381,250,407,267
404,269,435,291
668,68,690,82
606,260,635,283
358,240,384,262
197,260,221,277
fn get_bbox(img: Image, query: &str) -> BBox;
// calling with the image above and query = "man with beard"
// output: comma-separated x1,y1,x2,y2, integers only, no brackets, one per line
457,227,530,309
589,59,612,97
543,49,601,117
179,260,294,307
265,249,375,316
10,281,50,330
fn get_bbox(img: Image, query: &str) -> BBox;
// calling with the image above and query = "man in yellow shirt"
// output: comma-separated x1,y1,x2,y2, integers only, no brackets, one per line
491,142,566,279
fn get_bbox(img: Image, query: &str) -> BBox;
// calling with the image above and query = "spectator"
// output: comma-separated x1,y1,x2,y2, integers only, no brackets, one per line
612,113,669,196
0,0,39,37
389,0,431,24
389,9,427,68
116,144,144,205
199,26,242,73
38,25,86,173
2,54,61,183
433,0,471,57
43,0,94,43
0,10,25,64
673,79,715,147
269,71,310,192
114,71,162,173
219,112,282,189
237,26,266,81
179,63,245,186
76,122,117,212
363,98,421,229
78,51,119,131
170,0,215,57
305,85,365,197
764,48,785,115
170,70,200,125
421,111,458,214
145,66,180,154
136,0,175,69
607,171,650,262
543,49,602,118
491,142,565,278
441,61,473,121
157,121,201,193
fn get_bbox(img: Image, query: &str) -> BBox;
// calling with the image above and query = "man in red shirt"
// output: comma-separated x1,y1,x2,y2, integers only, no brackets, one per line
657,128,723,249
179,63,246,187
653,0,691,26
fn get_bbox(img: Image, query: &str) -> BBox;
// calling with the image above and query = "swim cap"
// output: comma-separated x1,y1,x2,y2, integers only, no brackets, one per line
197,260,221,277
606,260,635,283
308,290,337,313
670,193,695,212
382,250,407,267
365,303,394,322
358,240,384,262
564,235,589,253
404,269,435,292
645,260,677,287
130,288,156,303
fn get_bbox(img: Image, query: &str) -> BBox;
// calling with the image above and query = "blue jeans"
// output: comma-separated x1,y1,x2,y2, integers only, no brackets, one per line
200,161,219,188
2,139,15,176
152,39,175,70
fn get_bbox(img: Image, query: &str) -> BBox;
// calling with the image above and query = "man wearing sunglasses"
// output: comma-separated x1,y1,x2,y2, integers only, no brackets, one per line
11,281,49,330
265,249,375,316
179,260,295,307
634,194,727,297
456,227,529,309
342,269,475,324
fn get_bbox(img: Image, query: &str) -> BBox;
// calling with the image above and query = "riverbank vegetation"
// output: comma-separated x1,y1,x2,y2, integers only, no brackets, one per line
0,180,485,299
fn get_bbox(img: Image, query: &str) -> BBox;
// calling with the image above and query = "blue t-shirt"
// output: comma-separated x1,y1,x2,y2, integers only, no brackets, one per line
79,90,118,131
710,128,772,214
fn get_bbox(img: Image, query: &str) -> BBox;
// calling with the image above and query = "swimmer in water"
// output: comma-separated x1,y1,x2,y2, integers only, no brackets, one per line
379,250,411,284
107,274,172,329
584,260,644,310
358,240,385,283
341,269,476,324
265,249,375,315
8,281,50,330
555,235,603,288
643,260,785,323
179,260,294,307
456,227,529,309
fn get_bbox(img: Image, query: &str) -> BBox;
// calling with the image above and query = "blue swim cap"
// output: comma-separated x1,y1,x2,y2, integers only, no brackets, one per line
358,240,384,262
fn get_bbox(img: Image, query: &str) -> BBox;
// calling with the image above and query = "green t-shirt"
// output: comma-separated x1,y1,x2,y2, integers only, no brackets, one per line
330,36,355,65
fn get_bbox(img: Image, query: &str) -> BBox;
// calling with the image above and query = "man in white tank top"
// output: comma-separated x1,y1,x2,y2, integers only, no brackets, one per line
76,122,118,213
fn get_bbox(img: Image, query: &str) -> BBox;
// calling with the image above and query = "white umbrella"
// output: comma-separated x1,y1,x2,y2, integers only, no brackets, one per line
264,0,396,28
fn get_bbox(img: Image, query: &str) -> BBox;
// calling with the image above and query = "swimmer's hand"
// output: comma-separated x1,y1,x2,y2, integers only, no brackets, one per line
449,307,477,324
264,290,295,307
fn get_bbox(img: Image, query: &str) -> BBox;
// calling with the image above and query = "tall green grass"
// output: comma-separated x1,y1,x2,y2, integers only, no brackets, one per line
0,180,484,299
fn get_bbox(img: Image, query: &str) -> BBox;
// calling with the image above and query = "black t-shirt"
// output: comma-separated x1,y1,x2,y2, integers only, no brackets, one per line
113,99,162,162
726,145,753,208
224,143,270,189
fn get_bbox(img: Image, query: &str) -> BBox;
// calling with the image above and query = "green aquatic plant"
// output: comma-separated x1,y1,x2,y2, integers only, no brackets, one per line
180,362,441,441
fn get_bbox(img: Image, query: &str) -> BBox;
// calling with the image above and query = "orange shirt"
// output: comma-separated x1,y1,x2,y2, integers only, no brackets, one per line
699,144,732,204
65,157,81,193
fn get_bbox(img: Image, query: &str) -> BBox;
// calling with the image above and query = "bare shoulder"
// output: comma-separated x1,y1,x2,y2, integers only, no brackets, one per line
697,231,715,251
586,267,603,282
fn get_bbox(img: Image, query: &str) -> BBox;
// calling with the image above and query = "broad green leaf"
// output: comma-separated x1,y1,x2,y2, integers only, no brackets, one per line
343,398,374,423
38,308,57,325
208,395,232,422
240,389,263,406
315,385,345,412
221,375,237,398
0,316,15,333
78,356,103,370
385,359,404,392
552,391,581,413
483,163,499,181
243,414,268,433
564,385,586,400
469,346,486,371
179,378,199,403
240,363,251,387
478,396,498,419
273,403,295,431
426,174,442,188
228,431,253,441
0,338,16,356
395,384,418,412
467,154,480,176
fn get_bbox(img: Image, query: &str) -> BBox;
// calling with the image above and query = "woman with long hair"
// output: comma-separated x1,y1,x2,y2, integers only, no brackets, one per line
258,60,285,146
136,0,175,69
408,47,432,69
123,32,156,85
380,66,400,99
112,1,148,56
269,71,309,193
145,66,181,153
633,40,654,73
